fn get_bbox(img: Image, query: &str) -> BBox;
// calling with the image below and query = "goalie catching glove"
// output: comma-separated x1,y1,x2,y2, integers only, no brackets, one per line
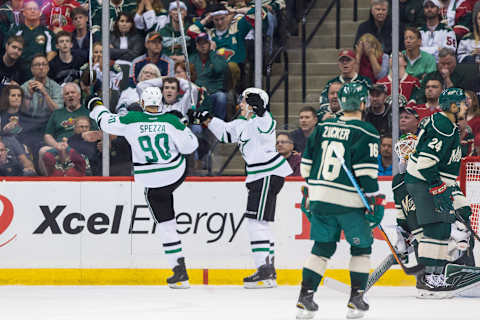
365,194,386,228
429,181,454,215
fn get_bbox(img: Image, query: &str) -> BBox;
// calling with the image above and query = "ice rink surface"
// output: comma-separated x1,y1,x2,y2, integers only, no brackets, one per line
2,285,479,320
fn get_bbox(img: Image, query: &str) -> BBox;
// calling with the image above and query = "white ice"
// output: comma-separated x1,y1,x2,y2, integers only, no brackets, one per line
2,285,478,320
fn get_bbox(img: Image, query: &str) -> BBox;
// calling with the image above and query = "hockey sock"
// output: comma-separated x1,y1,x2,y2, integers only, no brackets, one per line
302,255,328,291
247,218,272,268
349,255,370,290
269,241,275,265
157,219,183,269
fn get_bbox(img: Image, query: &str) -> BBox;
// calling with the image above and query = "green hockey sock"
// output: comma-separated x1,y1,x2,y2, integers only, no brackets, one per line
302,268,323,291
350,271,369,290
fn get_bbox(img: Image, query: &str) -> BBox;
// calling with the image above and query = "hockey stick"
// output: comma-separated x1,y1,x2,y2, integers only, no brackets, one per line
175,0,196,111
330,146,424,276
323,254,397,294
454,211,480,242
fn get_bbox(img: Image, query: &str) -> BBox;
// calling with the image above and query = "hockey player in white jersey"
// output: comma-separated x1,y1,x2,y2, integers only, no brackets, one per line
189,88,293,288
87,87,199,289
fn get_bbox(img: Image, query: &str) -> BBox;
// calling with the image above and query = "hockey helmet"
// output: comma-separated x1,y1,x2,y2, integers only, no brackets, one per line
242,87,269,116
141,86,163,111
337,82,368,111
394,133,417,160
439,88,466,113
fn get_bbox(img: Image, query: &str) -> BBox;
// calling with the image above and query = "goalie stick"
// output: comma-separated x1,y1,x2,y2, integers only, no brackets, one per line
330,146,424,276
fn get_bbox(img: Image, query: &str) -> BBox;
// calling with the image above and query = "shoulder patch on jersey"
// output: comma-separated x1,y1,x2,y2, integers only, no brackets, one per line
430,113,456,137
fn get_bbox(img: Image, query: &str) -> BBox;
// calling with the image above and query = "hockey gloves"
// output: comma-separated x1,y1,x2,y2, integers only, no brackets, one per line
429,181,454,215
187,109,212,126
246,93,266,117
167,110,189,125
86,94,103,111
365,194,385,229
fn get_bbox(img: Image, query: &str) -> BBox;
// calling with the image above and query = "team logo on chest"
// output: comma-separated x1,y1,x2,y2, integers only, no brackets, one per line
447,146,462,165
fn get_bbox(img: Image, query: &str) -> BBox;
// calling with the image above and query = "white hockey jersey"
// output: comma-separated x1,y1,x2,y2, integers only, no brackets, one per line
90,105,198,188
419,23,456,62
137,77,199,116
457,33,480,63
208,112,292,183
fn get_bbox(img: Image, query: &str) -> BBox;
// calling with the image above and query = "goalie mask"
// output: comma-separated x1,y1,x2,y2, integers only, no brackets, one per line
242,87,269,117
439,88,466,113
394,133,417,160
141,86,163,112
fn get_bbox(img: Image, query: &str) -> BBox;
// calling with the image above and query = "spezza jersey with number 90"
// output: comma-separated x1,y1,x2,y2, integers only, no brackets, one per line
406,112,461,186
90,106,198,188
300,117,380,215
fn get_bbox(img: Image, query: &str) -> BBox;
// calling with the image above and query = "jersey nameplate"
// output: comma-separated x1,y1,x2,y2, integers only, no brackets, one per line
322,126,350,141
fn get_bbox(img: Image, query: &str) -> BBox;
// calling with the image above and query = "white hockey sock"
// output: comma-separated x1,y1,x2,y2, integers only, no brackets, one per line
247,219,272,268
157,219,183,269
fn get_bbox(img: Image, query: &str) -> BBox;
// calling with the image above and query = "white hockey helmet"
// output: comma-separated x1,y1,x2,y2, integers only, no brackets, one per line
141,86,163,112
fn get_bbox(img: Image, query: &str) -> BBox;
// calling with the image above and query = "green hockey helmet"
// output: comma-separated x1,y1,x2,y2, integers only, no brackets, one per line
439,88,466,112
337,82,368,111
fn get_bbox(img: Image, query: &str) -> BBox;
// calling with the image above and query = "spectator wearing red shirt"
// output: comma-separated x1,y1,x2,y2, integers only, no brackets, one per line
40,0,80,33
376,52,421,106
414,78,442,119
466,90,480,136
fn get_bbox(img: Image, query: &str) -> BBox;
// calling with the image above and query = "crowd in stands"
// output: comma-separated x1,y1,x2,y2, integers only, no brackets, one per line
0,0,309,177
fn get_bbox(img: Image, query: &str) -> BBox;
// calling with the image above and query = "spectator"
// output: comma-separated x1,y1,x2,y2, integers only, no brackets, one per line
414,78,442,119
134,0,168,33
20,53,63,159
417,48,467,103
457,2,480,64
320,49,371,105
354,0,404,55
38,82,91,175
8,0,56,78
276,131,300,176
190,32,229,119
110,13,145,62
0,84,24,136
48,31,85,85
40,0,80,33
364,84,392,136
317,81,343,122
399,106,420,135
355,33,389,83
90,0,137,36
465,90,480,136
71,7,89,61
399,0,425,27
67,116,101,175
402,26,437,80
91,42,124,92
188,3,266,91
0,136,36,176
129,31,175,85
376,52,421,105
457,112,475,157
0,35,25,86
419,0,457,62
0,0,25,37
42,136,88,176
116,63,161,114
290,106,317,154
378,134,392,176
188,0,208,21
440,0,476,40
473,133,480,156
159,1,192,63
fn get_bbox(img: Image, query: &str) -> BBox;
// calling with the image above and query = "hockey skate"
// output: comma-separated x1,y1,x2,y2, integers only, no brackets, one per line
346,288,369,319
167,257,190,289
243,263,276,289
296,286,318,319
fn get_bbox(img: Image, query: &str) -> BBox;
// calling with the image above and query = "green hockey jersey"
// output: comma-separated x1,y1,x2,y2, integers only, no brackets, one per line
301,116,380,215
406,112,461,186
